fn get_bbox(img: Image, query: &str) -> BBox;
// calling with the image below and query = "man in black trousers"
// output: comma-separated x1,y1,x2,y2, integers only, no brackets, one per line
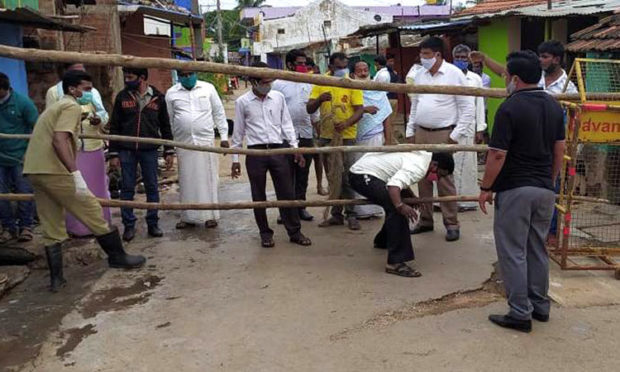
231,62,312,248
350,150,454,277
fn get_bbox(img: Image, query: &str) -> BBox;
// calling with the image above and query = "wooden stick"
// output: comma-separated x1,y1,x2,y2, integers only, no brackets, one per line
1,45,616,101
0,133,489,154
0,194,612,209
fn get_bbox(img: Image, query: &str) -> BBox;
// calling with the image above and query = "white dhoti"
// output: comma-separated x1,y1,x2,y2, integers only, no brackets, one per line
453,135,479,209
177,142,220,223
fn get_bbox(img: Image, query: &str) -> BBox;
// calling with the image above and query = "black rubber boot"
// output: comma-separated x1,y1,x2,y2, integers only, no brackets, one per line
45,243,66,292
96,228,146,269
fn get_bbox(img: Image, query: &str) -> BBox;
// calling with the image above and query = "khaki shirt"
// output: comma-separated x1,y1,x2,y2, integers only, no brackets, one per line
23,95,82,175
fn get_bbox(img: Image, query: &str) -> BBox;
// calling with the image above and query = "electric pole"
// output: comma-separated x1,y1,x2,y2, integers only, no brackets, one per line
216,0,224,61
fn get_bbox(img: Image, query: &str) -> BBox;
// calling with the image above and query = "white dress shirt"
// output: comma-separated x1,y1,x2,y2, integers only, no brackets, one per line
231,89,298,162
350,150,432,190
406,61,475,142
166,81,228,144
271,79,319,139
538,69,578,94
374,67,391,84
464,71,487,134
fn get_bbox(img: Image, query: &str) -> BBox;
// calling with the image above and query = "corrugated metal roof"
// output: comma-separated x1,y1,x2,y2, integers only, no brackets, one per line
455,0,620,20
458,0,547,16
400,19,471,31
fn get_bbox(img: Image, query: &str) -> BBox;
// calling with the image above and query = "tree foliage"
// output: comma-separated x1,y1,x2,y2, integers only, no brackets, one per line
204,9,247,51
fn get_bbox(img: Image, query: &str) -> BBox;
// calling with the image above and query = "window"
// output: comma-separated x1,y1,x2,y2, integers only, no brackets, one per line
277,28,285,34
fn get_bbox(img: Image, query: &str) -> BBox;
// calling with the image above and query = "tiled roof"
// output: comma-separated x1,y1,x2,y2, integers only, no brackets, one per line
567,13,620,52
458,0,549,16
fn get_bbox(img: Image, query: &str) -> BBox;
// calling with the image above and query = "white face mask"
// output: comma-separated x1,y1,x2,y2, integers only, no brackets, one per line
506,78,517,95
420,56,437,70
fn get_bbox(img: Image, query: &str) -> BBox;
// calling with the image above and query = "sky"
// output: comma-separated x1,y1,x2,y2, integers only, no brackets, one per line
198,0,452,12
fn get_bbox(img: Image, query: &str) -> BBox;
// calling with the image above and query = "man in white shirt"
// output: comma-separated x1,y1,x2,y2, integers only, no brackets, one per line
537,40,578,94
231,62,311,248
166,70,229,229
406,37,475,242
452,44,487,212
350,151,454,277
373,55,391,84
272,49,319,221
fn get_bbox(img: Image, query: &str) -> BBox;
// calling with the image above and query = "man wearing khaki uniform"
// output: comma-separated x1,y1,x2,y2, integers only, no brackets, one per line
406,37,474,242
23,70,145,292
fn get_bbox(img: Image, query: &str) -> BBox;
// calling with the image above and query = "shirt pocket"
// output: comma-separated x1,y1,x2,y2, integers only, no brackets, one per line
197,96,211,111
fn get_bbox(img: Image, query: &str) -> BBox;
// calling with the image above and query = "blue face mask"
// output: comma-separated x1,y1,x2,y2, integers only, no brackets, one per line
180,73,197,90
77,90,93,105
333,68,349,78
454,60,469,71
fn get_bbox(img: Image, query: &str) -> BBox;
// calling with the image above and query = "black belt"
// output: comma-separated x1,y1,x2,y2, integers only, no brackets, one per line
248,143,285,149
417,125,456,132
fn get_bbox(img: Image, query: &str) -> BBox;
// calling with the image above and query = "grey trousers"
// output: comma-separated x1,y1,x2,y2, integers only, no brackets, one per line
494,186,555,320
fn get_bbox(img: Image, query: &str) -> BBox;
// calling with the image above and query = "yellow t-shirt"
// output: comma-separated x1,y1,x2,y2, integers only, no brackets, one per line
23,96,82,175
309,82,364,140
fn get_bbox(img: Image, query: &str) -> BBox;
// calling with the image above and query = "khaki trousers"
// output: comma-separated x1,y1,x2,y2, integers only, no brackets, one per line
29,174,111,246
414,128,459,230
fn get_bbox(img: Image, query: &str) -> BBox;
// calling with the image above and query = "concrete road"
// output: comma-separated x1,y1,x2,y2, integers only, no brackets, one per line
3,173,618,371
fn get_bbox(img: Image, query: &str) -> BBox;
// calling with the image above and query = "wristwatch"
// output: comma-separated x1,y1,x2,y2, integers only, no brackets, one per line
480,186,492,192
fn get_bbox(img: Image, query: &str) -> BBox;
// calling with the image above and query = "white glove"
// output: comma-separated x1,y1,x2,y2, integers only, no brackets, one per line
72,171,90,197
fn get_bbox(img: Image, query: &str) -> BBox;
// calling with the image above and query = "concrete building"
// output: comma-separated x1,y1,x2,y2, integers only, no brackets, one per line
242,0,450,70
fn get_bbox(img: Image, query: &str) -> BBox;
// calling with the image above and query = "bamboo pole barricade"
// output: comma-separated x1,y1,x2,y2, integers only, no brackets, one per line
2,45,620,101
0,133,489,155
0,194,611,209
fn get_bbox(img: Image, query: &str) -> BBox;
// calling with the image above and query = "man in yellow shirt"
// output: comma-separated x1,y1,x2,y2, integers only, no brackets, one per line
307,53,365,230
23,70,145,292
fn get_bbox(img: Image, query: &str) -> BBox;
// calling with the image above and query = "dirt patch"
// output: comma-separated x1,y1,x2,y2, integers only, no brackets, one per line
78,275,163,319
56,324,98,359
331,269,504,341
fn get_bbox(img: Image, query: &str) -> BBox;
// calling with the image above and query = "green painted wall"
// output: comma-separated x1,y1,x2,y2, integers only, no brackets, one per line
2,0,38,10
478,20,509,132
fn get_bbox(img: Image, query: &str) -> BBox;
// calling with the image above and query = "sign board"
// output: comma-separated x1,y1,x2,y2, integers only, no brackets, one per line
579,108,620,143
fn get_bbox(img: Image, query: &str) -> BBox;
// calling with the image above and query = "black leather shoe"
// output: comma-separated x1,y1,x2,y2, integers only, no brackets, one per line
299,209,314,221
123,226,136,242
446,229,460,242
488,314,532,333
532,312,549,322
277,216,283,225
148,225,163,238
411,225,433,235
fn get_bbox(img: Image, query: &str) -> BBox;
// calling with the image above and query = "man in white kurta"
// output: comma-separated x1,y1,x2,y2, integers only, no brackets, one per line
452,44,487,211
166,72,228,228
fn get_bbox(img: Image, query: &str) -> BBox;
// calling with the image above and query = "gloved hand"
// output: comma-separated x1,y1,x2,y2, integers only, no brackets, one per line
72,171,90,197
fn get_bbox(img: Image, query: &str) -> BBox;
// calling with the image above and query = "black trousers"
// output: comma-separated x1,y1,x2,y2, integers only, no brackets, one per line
294,138,314,209
246,153,301,240
349,173,415,264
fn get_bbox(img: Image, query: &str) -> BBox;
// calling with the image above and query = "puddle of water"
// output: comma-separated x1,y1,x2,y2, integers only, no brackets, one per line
79,275,163,319
56,324,97,359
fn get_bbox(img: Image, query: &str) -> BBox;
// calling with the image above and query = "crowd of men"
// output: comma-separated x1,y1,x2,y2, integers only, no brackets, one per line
0,37,572,333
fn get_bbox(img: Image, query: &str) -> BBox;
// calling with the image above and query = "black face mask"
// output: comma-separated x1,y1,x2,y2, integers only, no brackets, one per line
544,63,559,74
125,80,140,91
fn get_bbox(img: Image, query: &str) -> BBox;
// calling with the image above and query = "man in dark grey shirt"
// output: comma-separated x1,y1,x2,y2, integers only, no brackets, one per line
479,50,565,333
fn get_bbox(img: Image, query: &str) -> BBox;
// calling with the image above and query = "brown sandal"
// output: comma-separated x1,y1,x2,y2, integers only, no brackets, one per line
290,234,312,246
17,228,34,242
385,263,422,278
175,221,196,229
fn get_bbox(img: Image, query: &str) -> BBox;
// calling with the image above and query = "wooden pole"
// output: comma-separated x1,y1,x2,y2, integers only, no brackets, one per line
0,194,612,209
0,133,489,154
1,45,615,101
